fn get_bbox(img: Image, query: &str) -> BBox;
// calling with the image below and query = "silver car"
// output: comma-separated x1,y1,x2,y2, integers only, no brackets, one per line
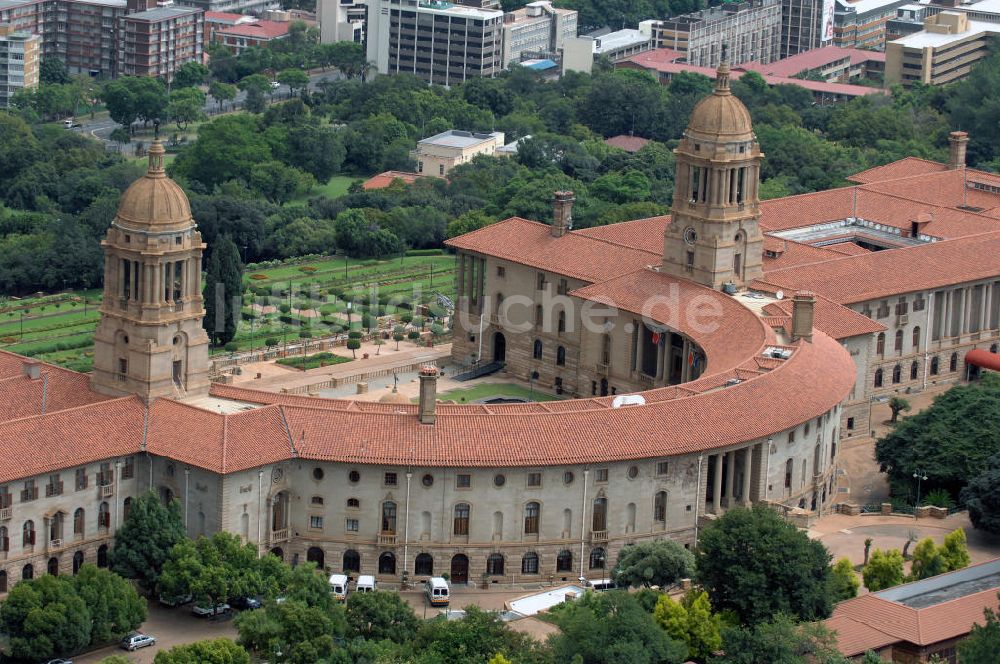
121,632,156,651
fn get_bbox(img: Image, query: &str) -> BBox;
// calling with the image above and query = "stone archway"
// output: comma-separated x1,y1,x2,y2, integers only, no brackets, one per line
307,546,324,569
493,332,506,364
72,551,84,574
378,551,396,575
270,547,284,561
47,557,59,576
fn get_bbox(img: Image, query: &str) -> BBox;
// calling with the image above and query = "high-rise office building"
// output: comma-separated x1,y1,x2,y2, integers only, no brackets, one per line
118,4,203,80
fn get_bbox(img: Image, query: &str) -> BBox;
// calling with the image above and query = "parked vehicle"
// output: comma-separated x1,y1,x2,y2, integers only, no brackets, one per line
63,118,81,128
588,578,618,592
356,575,376,593
270,81,280,89
191,602,230,617
45,659,73,664
424,577,450,606
230,596,262,610
121,633,156,651
328,573,349,602
159,593,193,607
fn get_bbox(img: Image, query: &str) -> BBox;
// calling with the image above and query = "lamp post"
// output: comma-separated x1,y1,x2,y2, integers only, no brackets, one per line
912,469,929,507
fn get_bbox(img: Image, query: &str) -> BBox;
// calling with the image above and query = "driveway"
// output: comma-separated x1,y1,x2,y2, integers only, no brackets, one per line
74,602,238,663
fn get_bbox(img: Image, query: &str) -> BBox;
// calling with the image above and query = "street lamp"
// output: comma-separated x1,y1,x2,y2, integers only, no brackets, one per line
912,469,929,506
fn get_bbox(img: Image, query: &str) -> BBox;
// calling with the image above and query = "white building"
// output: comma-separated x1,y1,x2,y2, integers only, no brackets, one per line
500,0,577,67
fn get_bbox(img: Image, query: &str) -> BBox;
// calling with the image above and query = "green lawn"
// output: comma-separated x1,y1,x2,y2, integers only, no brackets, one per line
276,351,352,371
314,175,357,199
432,383,561,404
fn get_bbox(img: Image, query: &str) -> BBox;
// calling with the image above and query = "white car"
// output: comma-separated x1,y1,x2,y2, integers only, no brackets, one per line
191,602,230,617
121,633,156,651
270,80,280,89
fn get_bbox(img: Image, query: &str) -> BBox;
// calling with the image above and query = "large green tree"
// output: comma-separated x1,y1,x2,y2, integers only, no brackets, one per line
876,373,1000,500
612,538,695,589
0,574,92,661
963,453,1000,534
714,614,846,664
652,590,723,662
202,235,244,345
236,599,346,663
344,589,420,643
828,557,860,603
172,61,210,89
547,590,687,664
171,114,271,188
110,490,186,593
696,506,833,625
411,605,544,663
73,564,147,644
154,638,251,664
862,549,905,591
167,87,206,130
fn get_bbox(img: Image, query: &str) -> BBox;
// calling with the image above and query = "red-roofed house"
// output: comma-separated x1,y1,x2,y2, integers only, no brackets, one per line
743,45,885,83
603,135,651,153
362,170,426,191
213,18,290,54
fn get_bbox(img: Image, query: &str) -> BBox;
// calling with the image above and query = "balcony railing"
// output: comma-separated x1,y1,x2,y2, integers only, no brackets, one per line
99,484,114,498
45,482,63,497
48,538,62,551
590,530,608,544
270,528,289,543
0,506,10,521
377,531,398,546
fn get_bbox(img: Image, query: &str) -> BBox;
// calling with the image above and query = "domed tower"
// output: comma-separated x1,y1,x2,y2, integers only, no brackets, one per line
90,140,210,402
662,52,764,290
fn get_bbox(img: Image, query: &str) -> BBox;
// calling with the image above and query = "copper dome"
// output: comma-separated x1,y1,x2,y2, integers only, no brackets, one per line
685,61,754,142
115,140,193,231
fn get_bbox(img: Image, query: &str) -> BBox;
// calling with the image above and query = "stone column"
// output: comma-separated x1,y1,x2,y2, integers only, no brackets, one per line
477,258,486,315
153,262,161,304
741,445,753,505
681,339,692,382
266,498,274,541
944,290,952,338
724,450,734,506
712,453,724,514
456,254,466,310
655,336,665,381
964,287,973,334
635,325,645,377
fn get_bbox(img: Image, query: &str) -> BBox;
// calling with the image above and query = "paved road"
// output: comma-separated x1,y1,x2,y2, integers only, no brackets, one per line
71,70,344,150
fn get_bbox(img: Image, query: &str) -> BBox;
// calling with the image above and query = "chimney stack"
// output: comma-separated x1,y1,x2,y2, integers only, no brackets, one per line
910,211,933,238
22,360,40,380
791,291,815,343
418,365,438,424
948,131,968,170
551,191,575,238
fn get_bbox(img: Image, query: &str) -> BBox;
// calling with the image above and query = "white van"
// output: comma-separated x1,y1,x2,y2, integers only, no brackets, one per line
328,574,349,602
588,578,618,592
356,575,376,593
424,577,450,606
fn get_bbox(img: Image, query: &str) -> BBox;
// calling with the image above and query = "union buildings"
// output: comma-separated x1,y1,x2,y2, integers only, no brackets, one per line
3,61,1000,594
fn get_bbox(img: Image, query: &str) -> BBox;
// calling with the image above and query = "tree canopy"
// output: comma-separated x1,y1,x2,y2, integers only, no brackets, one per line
962,452,1000,534
110,490,186,592
612,538,695,589
203,235,245,345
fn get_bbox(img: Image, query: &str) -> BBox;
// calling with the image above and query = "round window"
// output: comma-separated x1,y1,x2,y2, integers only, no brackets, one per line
422,473,434,487
494,474,506,488
563,471,574,485
312,467,324,481
627,466,639,480
348,470,360,483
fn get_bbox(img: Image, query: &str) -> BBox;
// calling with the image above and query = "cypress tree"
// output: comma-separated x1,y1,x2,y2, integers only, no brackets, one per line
203,235,243,345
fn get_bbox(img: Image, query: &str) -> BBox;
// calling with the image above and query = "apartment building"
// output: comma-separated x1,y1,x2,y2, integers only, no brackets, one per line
173,0,277,16
317,0,366,43
118,4,203,80
0,24,38,106
644,0,782,67
500,0,576,66
562,28,652,74
212,16,287,53
366,0,504,86
833,0,913,50
412,129,504,177
781,0,827,57
885,10,1000,86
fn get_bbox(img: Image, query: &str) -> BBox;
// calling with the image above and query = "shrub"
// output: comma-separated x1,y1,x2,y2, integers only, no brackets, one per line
348,330,363,340
249,273,268,280
224,342,239,352
278,303,291,314
407,330,420,340
264,337,278,347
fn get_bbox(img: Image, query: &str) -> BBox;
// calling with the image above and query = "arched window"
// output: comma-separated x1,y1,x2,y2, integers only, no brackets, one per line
22,520,34,547
521,552,539,574
892,364,901,384
487,552,504,576
535,305,543,329
910,361,919,380
653,491,667,522
0,526,8,552
97,544,108,568
47,557,59,576
72,551,84,575
343,549,360,573
874,368,883,388
98,502,110,529
415,553,433,576
931,356,939,375
556,346,566,366
73,508,84,536
592,497,607,532
347,498,360,508
950,352,958,372
876,332,885,356
589,547,607,570
992,343,998,354
557,311,566,334
307,547,324,569
378,552,396,575
453,503,470,536
912,326,921,349
0,570,6,592
556,550,573,572
381,501,397,534
123,497,132,521
524,502,540,535
22,564,33,580
784,459,793,489
533,339,542,359
492,511,503,540
894,330,903,352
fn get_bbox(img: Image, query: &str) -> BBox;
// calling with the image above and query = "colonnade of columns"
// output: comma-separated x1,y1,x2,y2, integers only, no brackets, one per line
456,253,485,315
709,445,755,514
933,281,1000,341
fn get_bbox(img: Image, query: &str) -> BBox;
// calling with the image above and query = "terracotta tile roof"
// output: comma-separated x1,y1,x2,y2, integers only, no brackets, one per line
573,215,670,254
570,268,770,376
0,351,110,422
746,45,885,79
761,292,885,339
758,230,1000,304
758,188,856,232
217,19,289,40
445,217,660,283
145,400,293,474
0,396,145,484
209,331,853,467
762,237,847,271
848,157,949,184
826,614,898,656
603,135,651,153
825,242,871,256
362,171,426,190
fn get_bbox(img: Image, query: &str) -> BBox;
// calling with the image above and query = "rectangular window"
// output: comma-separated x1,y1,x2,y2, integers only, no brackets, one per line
311,496,324,505
384,472,397,486
656,462,669,476
456,474,471,488
527,472,541,487
537,272,547,290
496,266,505,278
309,516,323,529
438,164,445,176
122,457,135,480
847,417,855,430
21,479,37,502
345,518,359,532
46,474,62,497
0,486,10,509
75,468,87,491
686,251,695,268
117,358,128,381
596,468,609,483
